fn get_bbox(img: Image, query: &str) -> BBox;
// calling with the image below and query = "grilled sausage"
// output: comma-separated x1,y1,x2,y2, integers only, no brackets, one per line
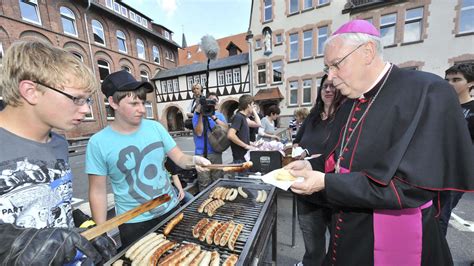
220,221,235,246
149,241,176,266
222,254,239,266
131,237,165,265
198,198,214,213
228,188,239,201
130,234,165,261
213,221,229,245
164,212,184,236
160,243,195,265
210,250,220,266
199,220,219,242
193,218,210,238
208,200,225,217
177,244,201,265
198,251,212,266
228,223,244,251
256,190,263,202
206,222,222,244
260,190,267,203
189,250,206,266
125,232,156,258
237,187,248,198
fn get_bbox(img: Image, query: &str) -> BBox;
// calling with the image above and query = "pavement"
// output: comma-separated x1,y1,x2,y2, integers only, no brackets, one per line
71,135,474,266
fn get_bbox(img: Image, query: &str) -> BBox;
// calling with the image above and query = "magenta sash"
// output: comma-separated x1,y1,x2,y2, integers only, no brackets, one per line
373,200,432,265
336,166,431,265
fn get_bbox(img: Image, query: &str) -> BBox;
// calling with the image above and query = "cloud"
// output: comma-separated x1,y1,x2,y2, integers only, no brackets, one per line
156,0,178,17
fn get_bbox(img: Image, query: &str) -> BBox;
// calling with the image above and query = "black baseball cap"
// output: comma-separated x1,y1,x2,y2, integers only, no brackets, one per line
101,70,154,98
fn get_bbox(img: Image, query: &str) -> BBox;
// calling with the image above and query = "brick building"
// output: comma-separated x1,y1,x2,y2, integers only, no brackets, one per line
0,0,180,138
248,0,474,126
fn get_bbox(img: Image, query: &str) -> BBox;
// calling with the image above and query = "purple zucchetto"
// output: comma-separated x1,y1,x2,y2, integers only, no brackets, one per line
333,19,380,37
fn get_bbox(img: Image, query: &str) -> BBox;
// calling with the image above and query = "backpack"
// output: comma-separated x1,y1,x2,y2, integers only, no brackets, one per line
208,123,231,153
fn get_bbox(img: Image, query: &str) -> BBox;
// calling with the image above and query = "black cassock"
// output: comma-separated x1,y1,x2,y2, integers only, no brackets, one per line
310,65,474,266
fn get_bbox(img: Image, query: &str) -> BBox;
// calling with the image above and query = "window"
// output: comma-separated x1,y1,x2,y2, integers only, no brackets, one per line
289,81,298,105
272,60,283,83
60,7,77,36
92,20,106,45
116,30,127,53
172,79,178,92
140,70,149,82
106,0,113,9
97,60,110,82
276,34,283,44
167,80,172,93
84,106,94,120
136,15,142,25
404,7,423,43
225,70,233,84
264,0,272,22
113,2,120,13
105,99,114,120
161,81,167,93
168,51,175,61
164,31,170,39
145,102,154,118
152,46,160,64
142,19,148,28
121,6,127,17
71,52,83,61
318,0,329,5
290,0,299,14
136,39,146,59
255,39,262,49
218,71,225,86
272,60,282,83
19,0,41,25
130,10,136,21
459,0,474,33
121,66,131,73
257,63,266,85
302,79,312,104
187,76,194,89
303,30,313,58
304,0,313,10
233,68,241,83
193,75,200,84
200,74,207,88
317,26,328,55
289,33,299,61
380,13,397,46
365,18,373,25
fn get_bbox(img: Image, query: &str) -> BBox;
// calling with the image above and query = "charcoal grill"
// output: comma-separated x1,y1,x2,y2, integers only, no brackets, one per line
105,178,277,265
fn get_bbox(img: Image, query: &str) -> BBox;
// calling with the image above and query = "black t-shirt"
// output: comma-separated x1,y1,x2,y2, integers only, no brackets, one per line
461,100,474,142
230,112,249,161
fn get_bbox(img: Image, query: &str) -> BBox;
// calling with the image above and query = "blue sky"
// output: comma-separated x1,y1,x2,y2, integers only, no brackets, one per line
123,0,252,46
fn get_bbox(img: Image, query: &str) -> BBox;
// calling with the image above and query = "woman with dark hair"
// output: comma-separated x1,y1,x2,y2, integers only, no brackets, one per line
294,74,345,266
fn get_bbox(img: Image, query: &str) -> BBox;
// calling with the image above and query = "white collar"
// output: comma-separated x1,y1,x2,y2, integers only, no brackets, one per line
359,63,391,99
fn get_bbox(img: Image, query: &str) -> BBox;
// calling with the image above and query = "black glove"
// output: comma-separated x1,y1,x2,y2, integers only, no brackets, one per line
0,223,102,265
73,209,117,263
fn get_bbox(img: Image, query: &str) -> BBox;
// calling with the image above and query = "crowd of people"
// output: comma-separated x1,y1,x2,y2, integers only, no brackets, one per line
0,18,473,265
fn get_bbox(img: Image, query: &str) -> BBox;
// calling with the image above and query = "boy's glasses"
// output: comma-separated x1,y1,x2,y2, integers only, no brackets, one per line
35,81,94,106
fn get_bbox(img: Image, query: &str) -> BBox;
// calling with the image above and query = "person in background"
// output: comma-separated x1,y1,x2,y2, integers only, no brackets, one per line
0,40,115,265
288,20,474,265
187,83,202,118
293,74,344,265
193,92,228,191
438,63,474,235
259,105,281,141
248,106,263,143
289,107,309,141
86,70,210,250
164,158,194,204
227,94,257,163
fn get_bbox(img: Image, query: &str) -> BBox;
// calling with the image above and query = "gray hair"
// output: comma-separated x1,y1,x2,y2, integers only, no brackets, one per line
324,33,384,59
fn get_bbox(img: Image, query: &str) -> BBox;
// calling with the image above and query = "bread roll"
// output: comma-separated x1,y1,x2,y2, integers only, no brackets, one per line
275,168,296,181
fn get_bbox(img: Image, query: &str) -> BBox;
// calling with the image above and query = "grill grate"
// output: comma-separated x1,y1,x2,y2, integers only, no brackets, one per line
106,179,275,265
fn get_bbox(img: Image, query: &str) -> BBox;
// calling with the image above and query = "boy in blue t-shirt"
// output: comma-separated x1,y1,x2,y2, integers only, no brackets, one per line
86,70,210,249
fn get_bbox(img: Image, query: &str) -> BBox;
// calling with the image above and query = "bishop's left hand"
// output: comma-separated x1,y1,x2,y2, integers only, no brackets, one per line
289,168,326,195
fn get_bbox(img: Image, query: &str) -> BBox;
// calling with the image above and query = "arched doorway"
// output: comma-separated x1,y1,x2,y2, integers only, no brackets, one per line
166,106,184,131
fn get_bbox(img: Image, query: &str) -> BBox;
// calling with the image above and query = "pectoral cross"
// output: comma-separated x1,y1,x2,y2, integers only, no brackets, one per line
335,159,341,174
